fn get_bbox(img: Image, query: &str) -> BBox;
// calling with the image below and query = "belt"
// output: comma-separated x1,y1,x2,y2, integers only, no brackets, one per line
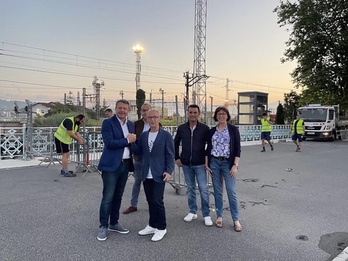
212,156,229,161
122,158,131,163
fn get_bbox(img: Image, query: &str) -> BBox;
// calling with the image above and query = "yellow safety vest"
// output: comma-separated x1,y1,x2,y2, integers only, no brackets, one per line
292,119,304,134
54,117,78,144
261,117,272,132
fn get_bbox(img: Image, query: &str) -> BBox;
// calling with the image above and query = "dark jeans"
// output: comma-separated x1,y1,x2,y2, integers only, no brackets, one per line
99,161,129,227
143,179,166,230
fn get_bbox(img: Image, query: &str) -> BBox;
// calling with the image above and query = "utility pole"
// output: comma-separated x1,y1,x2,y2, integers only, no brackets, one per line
210,95,213,125
183,71,209,121
159,88,165,119
82,88,87,118
150,89,153,103
224,78,231,108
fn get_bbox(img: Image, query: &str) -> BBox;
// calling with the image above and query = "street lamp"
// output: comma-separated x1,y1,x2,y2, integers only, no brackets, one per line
133,44,144,92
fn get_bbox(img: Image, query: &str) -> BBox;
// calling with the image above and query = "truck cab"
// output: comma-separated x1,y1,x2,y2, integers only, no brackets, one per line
298,104,336,140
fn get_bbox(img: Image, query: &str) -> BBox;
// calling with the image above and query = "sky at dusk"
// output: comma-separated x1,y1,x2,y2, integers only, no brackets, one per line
0,0,296,107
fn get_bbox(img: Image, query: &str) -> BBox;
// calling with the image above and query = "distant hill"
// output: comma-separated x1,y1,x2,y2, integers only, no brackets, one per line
0,99,26,111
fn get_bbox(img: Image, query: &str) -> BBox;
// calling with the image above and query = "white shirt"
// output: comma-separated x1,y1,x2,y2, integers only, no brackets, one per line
146,131,158,179
116,116,131,159
143,122,150,132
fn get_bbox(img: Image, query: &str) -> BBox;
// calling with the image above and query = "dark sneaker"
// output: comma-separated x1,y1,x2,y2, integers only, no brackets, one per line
97,227,107,241
108,223,129,234
123,206,137,214
62,171,76,177
60,170,74,175
260,149,266,152
271,145,274,151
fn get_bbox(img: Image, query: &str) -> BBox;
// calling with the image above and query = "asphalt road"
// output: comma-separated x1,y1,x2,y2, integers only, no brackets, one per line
0,140,347,261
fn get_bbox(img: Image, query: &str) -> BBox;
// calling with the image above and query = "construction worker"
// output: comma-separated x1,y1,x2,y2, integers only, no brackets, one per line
104,108,113,118
260,112,274,152
292,113,305,152
54,114,85,177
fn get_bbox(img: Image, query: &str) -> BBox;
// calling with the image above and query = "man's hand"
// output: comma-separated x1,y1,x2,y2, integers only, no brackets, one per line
175,159,182,168
163,172,171,182
77,138,85,145
127,133,136,143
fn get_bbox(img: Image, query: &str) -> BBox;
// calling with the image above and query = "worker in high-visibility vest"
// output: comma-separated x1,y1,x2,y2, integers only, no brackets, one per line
291,113,305,152
54,114,85,177
260,112,274,152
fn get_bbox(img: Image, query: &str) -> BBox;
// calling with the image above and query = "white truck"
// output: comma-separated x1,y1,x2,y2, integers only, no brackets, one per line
298,104,348,141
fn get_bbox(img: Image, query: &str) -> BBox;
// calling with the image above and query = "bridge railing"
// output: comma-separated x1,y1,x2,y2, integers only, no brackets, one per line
0,125,292,161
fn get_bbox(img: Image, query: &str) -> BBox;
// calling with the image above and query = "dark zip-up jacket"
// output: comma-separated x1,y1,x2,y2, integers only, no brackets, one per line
174,121,210,166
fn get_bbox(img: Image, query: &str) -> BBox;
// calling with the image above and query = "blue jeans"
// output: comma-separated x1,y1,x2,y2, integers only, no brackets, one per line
143,179,166,230
130,157,143,207
99,161,129,227
210,158,239,221
182,164,210,217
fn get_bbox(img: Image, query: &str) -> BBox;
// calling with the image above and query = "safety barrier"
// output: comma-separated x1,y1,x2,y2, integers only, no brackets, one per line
1,125,292,183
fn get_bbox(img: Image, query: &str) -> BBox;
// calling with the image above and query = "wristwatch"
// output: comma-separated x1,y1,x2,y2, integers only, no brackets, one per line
233,163,239,169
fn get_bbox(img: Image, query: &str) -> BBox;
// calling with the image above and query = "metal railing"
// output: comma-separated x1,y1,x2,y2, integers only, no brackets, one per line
1,125,292,181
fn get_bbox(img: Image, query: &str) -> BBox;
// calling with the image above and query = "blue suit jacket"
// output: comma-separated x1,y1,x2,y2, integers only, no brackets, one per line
131,128,175,183
98,115,135,172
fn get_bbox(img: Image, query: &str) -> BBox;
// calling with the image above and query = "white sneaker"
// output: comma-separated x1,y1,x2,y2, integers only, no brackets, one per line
138,225,157,236
151,229,167,242
184,213,197,222
204,216,213,226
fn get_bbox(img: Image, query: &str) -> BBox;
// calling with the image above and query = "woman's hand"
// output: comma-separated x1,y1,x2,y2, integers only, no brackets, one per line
230,165,238,177
205,164,212,175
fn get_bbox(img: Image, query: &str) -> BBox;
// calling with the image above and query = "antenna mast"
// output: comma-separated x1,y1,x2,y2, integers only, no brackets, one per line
193,0,208,117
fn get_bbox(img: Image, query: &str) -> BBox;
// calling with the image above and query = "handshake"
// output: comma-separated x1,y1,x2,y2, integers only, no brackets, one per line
127,133,137,143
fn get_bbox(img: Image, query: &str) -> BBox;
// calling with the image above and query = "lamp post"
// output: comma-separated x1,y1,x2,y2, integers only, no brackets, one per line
159,88,165,119
133,44,144,92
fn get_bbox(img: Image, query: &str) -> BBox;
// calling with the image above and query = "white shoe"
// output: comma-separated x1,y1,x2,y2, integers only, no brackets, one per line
184,213,197,222
151,229,167,242
204,216,213,226
138,225,157,236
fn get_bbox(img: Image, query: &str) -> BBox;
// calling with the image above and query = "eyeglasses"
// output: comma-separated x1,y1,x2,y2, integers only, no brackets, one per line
147,116,159,119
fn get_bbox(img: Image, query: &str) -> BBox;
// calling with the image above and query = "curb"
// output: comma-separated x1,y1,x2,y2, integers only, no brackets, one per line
333,246,348,261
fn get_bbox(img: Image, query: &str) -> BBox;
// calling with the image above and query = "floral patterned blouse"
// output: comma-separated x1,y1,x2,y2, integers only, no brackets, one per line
211,126,230,158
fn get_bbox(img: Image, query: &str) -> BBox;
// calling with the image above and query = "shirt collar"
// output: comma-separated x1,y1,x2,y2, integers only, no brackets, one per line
116,115,128,125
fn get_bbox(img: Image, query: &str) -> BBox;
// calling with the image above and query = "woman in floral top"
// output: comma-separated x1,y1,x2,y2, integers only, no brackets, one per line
206,106,242,232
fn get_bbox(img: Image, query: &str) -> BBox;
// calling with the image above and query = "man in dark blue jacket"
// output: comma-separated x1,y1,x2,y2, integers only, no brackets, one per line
97,99,136,242
131,109,175,242
174,104,213,226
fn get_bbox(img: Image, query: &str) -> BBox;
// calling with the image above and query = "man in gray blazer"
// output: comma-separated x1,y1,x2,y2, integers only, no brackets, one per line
131,109,175,242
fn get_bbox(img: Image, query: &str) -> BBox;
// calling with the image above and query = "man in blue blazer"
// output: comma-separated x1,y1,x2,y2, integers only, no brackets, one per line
97,99,137,242
131,109,175,242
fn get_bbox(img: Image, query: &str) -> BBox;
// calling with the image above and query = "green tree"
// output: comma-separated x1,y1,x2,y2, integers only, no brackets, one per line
275,102,285,124
274,0,348,112
136,89,146,120
283,91,301,123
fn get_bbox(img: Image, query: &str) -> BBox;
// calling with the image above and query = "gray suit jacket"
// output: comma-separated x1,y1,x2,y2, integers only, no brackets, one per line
131,128,175,183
